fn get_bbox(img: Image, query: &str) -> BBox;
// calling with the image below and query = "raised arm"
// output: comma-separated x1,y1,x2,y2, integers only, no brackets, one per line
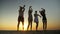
23,5,25,12
23,8,25,12
37,14,41,18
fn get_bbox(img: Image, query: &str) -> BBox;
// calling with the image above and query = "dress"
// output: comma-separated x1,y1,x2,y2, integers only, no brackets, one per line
34,14,38,23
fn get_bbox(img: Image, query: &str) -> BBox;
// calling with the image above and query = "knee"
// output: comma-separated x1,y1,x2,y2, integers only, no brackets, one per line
36,23,38,26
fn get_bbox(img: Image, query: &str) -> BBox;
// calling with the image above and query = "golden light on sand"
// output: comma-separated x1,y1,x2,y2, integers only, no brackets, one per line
24,23,28,30
19,22,28,31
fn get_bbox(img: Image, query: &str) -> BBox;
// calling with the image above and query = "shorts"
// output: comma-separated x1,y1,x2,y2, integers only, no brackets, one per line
34,17,38,23
42,20,47,23
18,16,24,22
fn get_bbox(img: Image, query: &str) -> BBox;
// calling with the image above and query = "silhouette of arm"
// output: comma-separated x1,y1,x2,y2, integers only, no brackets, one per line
37,14,41,18
23,8,25,12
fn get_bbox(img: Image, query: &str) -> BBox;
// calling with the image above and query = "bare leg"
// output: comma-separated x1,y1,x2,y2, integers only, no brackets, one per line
30,21,32,30
27,22,30,30
43,22,45,34
43,22,45,30
43,23,47,30
17,21,20,31
22,21,24,30
45,21,47,30
36,22,38,31
43,22,47,34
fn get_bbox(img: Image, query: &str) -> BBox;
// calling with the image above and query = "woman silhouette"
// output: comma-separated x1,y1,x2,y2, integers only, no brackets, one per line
39,8,47,30
17,5,25,31
34,11,41,30
27,6,33,30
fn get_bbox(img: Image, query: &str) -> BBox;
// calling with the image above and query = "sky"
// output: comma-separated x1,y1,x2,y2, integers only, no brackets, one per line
0,0,60,30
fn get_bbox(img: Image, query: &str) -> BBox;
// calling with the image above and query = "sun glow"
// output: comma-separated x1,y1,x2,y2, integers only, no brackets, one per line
24,23,28,30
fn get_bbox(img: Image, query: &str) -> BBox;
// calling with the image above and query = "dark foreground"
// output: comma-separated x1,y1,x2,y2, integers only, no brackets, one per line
0,30,60,34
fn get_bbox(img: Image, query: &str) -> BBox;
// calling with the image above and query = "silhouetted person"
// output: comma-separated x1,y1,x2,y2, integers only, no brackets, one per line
27,6,33,30
39,8,47,30
34,11,41,30
17,5,25,31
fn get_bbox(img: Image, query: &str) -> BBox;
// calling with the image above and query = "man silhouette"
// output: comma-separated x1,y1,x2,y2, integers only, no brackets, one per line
17,5,25,31
34,11,41,30
39,8,47,30
27,6,33,30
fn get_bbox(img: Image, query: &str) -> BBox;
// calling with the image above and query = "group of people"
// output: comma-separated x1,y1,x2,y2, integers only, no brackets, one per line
17,5,47,31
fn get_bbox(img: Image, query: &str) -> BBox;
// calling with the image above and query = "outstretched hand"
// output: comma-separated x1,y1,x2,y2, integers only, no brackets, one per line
38,14,41,18
39,11,41,18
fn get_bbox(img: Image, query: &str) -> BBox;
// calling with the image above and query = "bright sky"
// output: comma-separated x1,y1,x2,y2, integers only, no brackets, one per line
0,0,60,30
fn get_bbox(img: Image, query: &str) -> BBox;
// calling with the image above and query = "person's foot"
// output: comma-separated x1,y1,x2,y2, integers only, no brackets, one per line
17,27,19,31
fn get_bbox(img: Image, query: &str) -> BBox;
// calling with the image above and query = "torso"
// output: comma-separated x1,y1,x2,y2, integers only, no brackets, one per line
41,11,47,20
19,7,24,17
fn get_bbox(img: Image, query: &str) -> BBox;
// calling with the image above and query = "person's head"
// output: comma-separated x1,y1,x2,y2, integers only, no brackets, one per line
41,8,44,9
19,6,22,10
41,8,45,11
35,11,37,14
29,6,32,8
23,5,25,7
